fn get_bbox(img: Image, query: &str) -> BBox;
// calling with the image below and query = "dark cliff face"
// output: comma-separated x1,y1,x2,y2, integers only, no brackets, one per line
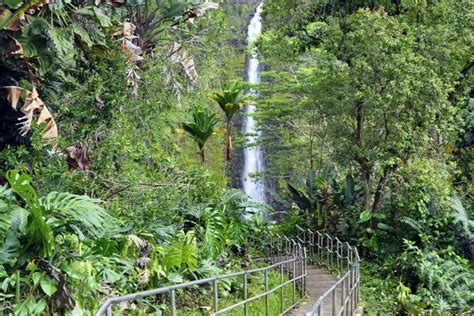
225,2,260,190
0,65,30,151
223,0,262,49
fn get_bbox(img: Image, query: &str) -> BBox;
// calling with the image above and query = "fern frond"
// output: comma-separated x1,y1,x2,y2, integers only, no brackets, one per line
399,216,422,232
451,195,473,236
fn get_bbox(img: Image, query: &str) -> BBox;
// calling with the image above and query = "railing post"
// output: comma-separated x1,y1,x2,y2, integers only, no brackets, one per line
303,248,306,296
292,260,296,306
264,269,269,316
349,266,353,314
341,278,345,316
280,264,284,313
327,236,331,267
317,234,320,264
106,305,112,316
213,279,219,313
346,269,350,312
346,244,350,271
350,265,354,313
332,287,336,316
357,262,361,306
356,263,360,306
171,289,177,316
331,237,334,269
243,273,248,316
319,234,323,264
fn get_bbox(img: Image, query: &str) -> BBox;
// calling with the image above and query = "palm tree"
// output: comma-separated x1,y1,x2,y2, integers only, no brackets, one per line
209,85,246,161
181,107,219,163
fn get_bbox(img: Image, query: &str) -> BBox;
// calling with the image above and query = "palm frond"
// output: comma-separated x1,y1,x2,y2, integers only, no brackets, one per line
209,86,247,120
181,107,219,162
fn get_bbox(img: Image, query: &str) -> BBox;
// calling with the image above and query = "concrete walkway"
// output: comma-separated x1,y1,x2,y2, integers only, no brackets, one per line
286,265,341,316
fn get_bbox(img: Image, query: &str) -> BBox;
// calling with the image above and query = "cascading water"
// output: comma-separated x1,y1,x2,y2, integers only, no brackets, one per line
242,3,266,203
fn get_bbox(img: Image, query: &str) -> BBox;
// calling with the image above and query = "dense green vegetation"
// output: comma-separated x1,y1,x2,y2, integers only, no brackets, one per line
0,0,472,315
257,0,473,313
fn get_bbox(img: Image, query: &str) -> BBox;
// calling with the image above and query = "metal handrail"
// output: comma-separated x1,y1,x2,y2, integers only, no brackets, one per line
96,226,359,316
96,231,307,316
294,225,361,316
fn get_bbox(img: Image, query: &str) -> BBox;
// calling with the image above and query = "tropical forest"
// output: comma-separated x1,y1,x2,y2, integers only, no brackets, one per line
0,0,472,315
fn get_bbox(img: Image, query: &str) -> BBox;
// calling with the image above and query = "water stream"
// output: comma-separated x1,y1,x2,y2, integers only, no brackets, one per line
242,3,266,203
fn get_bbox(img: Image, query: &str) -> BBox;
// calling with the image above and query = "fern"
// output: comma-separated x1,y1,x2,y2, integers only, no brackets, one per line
451,195,473,236
399,216,422,232
416,251,473,311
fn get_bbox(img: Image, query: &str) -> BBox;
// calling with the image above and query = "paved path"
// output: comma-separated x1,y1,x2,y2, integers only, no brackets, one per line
286,265,341,316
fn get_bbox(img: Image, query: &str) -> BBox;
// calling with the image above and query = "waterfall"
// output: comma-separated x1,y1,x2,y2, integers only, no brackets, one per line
242,3,266,203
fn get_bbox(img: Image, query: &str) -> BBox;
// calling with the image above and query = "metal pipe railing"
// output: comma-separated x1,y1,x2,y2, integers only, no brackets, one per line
96,226,360,316
96,231,306,316
296,225,361,316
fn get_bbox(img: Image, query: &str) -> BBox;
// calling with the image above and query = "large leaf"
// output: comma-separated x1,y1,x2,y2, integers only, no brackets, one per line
163,230,198,273
0,231,20,265
158,1,192,20
359,210,373,222
6,170,53,257
1,86,59,139
72,22,93,48
287,183,312,211
39,275,57,297
201,208,225,258
47,27,76,66
40,192,111,237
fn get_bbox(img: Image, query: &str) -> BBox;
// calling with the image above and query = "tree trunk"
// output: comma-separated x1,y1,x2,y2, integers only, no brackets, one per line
200,148,205,163
355,102,372,210
226,120,233,161
309,108,316,170
362,166,371,210
371,165,397,213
